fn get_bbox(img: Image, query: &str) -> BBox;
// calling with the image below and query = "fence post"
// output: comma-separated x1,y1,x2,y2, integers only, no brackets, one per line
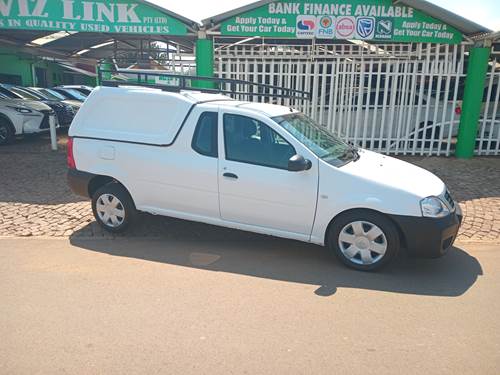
455,43,491,159
195,31,215,89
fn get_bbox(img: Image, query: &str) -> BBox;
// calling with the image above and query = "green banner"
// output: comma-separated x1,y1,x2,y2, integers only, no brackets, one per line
0,0,189,35
221,0,462,44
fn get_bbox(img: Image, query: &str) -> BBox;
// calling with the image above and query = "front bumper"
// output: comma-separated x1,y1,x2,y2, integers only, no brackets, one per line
389,205,463,258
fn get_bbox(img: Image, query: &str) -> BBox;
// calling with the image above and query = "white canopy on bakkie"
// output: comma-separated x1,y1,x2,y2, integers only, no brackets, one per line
69,87,231,145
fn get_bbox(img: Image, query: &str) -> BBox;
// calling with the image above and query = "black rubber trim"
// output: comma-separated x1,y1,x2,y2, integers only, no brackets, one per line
67,169,96,198
388,205,463,258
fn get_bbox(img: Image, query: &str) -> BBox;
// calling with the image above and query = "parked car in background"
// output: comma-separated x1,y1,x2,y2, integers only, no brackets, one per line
24,87,82,113
54,85,94,96
0,84,76,128
52,87,89,102
0,91,57,145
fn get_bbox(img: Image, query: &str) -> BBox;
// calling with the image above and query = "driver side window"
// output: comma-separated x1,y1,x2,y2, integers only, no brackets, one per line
223,114,296,170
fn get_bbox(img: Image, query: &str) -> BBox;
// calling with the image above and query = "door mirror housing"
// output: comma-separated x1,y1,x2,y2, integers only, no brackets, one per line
288,154,312,172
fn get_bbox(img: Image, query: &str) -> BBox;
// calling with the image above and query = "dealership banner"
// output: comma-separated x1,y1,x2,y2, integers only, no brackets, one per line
221,0,462,44
0,0,189,35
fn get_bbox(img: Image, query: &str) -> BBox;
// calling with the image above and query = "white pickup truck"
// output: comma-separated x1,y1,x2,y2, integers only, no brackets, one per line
67,85,462,271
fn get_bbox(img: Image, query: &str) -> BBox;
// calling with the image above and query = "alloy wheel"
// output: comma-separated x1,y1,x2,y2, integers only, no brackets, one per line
0,125,7,141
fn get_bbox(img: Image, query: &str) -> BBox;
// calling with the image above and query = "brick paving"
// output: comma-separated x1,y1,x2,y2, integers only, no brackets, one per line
0,134,499,242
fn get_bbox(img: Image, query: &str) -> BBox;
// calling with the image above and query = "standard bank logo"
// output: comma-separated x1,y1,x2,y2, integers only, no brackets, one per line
356,17,375,40
316,16,335,38
296,15,316,38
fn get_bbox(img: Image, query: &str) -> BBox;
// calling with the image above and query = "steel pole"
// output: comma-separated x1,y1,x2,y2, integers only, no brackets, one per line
195,36,215,89
456,46,491,159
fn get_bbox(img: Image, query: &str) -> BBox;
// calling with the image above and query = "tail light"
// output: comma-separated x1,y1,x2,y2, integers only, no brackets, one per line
455,106,462,115
67,137,76,169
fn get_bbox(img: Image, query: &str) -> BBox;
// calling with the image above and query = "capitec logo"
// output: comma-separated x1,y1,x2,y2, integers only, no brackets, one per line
356,17,375,40
296,15,316,38
315,16,335,38
336,16,355,39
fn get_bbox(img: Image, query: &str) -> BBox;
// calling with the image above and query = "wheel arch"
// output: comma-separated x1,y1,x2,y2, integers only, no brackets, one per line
87,175,136,208
324,208,407,249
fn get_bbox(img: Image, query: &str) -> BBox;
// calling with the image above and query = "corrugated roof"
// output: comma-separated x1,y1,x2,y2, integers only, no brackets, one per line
202,0,491,37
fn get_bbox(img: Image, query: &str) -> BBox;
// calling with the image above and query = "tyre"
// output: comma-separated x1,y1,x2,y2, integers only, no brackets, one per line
91,183,136,233
327,210,400,271
0,119,14,146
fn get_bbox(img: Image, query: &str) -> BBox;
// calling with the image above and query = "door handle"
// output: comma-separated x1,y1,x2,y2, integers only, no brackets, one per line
223,172,238,180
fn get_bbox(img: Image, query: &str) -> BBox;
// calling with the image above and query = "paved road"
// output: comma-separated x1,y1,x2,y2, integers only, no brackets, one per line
1,237,499,374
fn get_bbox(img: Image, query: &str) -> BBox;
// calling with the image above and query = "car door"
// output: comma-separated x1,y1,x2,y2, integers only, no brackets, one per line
218,110,319,238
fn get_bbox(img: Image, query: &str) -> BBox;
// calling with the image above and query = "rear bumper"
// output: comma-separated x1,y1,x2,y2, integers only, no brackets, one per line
389,205,463,258
67,169,95,198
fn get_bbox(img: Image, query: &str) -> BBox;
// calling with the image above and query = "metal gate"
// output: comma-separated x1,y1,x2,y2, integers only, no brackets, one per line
215,39,467,156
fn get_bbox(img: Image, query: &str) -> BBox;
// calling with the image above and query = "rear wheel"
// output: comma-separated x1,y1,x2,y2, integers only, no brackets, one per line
0,120,14,146
327,210,400,271
91,183,136,233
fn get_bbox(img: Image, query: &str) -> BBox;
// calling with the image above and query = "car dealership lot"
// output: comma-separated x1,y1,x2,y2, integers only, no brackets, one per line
0,237,499,374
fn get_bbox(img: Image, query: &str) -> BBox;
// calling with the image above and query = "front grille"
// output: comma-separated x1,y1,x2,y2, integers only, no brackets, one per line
48,103,74,126
444,190,455,210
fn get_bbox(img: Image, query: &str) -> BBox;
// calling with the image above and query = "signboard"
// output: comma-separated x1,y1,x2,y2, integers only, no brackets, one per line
221,0,463,44
0,0,189,35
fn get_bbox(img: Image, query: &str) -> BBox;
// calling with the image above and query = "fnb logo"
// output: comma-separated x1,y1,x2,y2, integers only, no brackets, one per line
315,16,335,39
356,17,375,40
296,15,316,39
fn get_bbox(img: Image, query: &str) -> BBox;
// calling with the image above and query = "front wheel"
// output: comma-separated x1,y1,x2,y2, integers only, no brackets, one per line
0,121,14,146
91,183,136,233
327,210,400,271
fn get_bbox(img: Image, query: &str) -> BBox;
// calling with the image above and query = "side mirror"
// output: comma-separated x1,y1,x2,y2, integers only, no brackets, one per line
288,154,312,172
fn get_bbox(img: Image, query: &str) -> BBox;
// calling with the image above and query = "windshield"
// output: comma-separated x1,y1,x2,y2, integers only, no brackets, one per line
10,87,41,100
0,86,20,99
37,88,65,101
64,88,88,100
273,112,357,167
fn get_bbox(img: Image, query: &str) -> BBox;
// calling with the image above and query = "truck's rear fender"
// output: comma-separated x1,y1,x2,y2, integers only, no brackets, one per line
72,138,135,200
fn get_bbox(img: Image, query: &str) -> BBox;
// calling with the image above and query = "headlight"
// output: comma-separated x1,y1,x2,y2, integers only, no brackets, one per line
6,106,32,114
420,197,450,218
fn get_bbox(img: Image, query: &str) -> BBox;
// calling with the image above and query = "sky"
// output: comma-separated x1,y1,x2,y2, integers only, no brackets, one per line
149,0,500,31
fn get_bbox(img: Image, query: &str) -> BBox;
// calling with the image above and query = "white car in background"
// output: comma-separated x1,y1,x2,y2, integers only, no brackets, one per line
330,90,462,147
0,92,58,145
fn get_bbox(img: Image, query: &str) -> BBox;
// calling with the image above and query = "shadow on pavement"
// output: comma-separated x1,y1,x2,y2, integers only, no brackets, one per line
70,225,483,298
